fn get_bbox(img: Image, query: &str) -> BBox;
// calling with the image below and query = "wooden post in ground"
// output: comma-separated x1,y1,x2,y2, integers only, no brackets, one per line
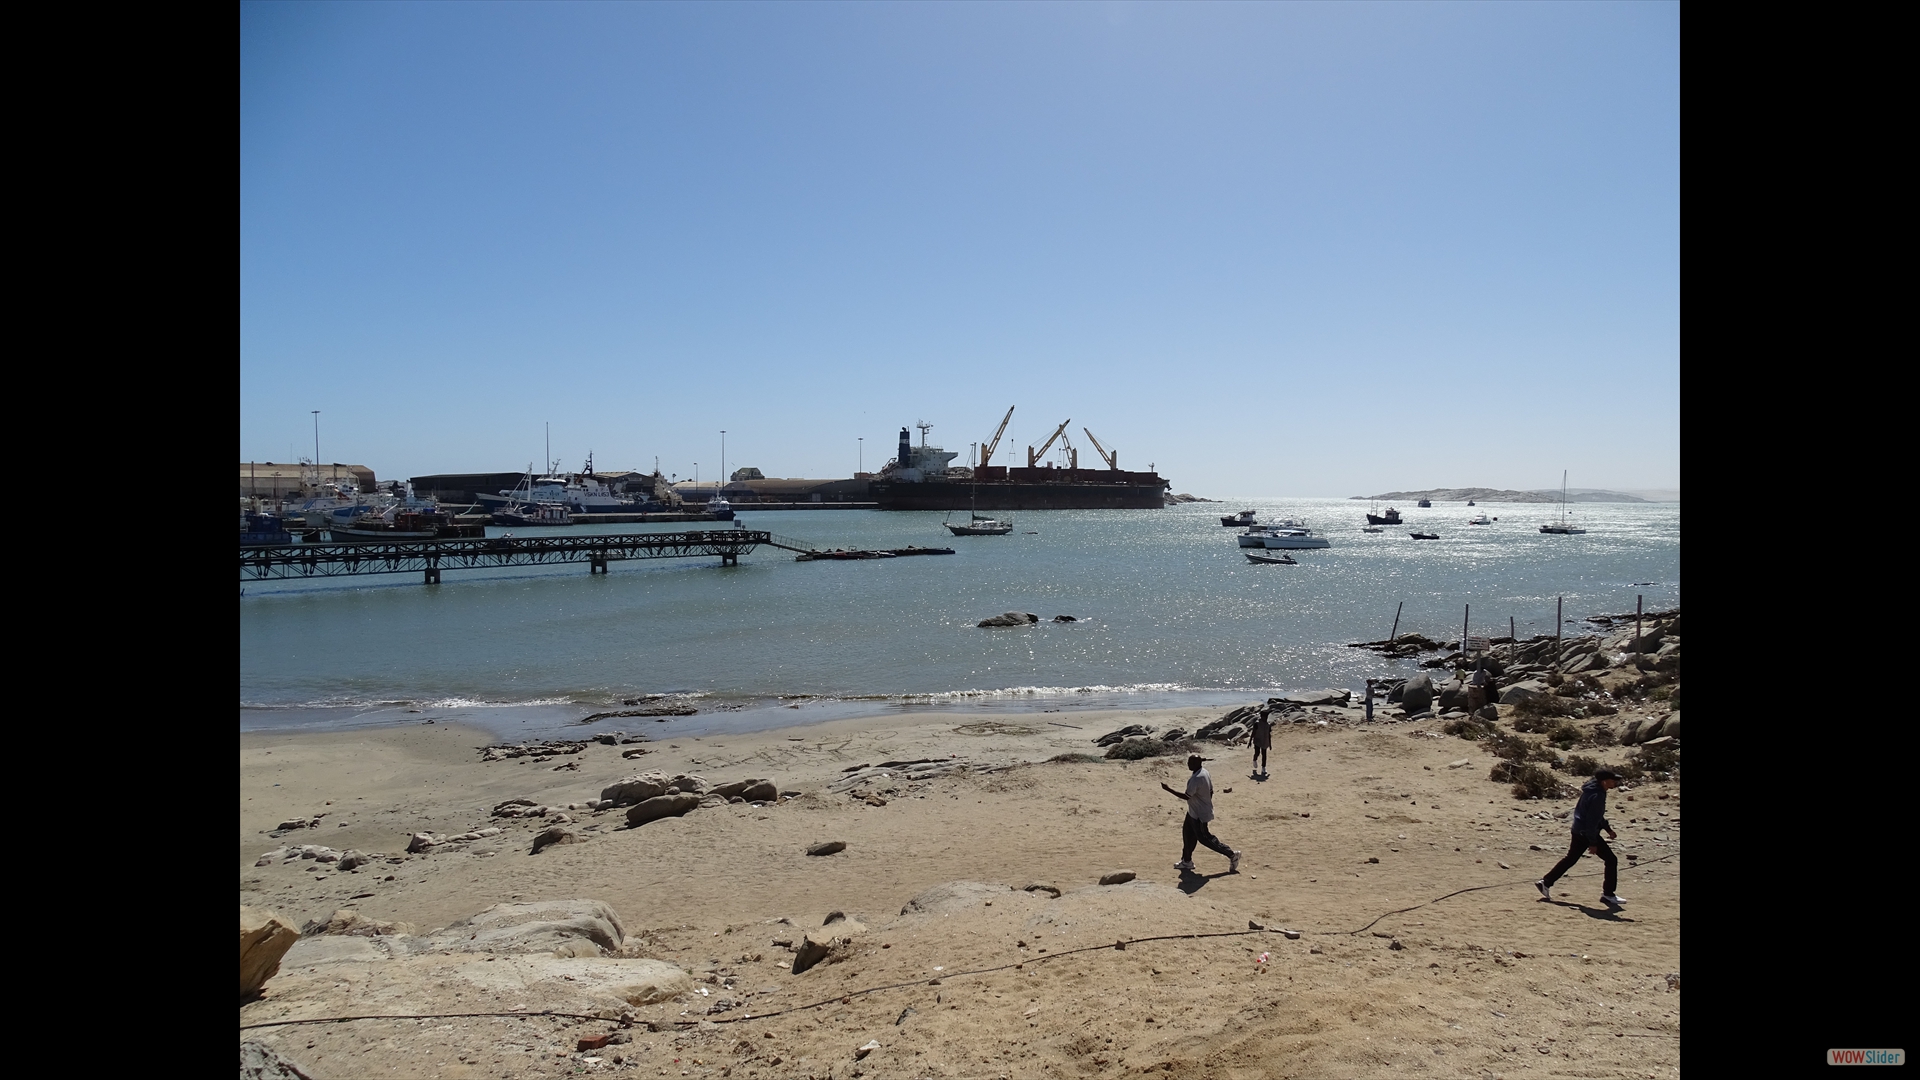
1635,594,1644,661
1461,604,1470,672
1510,616,1516,662
1389,602,1403,644
1555,597,1563,674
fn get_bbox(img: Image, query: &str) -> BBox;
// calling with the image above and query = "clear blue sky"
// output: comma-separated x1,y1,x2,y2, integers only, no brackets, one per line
241,2,1678,497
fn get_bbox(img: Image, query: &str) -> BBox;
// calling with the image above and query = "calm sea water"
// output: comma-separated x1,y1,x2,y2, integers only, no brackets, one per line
239,498,1678,741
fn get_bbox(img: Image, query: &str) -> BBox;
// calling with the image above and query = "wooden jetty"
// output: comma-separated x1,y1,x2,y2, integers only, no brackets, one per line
240,529,814,585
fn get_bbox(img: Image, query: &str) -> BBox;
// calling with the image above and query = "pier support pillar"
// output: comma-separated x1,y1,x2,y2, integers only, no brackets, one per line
423,566,441,584
720,551,738,566
589,554,608,574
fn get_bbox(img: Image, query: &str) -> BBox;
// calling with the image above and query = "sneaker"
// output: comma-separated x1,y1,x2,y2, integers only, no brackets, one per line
1535,879,1551,901
1601,893,1626,907
1174,860,1196,871
1229,850,1242,873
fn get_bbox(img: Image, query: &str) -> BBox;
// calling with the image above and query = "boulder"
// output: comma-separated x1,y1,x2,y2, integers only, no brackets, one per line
708,777,776,800
420,899,626,957
1271,689,1351,707
1619,719,1645,745
406,833,439,854
241,906,301,997
530,826,578,854
1436,681,1466,712
1640,717,1668,741
740,781,780,802
1399,673,1434,714
1474,705,1500,722
807,841,847,856
626,793,701,827
600,772,707,806
978,612,1041,627
607,959,696,1005
1662,712,1680,739
1099,871,1137,885
1053,615,1078,622
1499,680,1547,705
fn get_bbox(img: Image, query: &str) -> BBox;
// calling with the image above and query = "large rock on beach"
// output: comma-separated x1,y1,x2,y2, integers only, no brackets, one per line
708,777,775,801
241,906,301,997
1399,673,1434,714
419,899,626,957
1272,689,1351,707
1499,680,1547,705
600,772,707,806
626,793,701,827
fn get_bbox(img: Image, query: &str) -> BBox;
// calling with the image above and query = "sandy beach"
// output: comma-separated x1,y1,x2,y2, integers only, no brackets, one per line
240,673,1680,1079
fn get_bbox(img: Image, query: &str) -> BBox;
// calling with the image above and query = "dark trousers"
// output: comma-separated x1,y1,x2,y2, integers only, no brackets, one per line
1542,832,1617,895
1182,815,1234,862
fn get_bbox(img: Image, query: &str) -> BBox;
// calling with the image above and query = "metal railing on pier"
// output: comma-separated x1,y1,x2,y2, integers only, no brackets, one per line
240,530,770,584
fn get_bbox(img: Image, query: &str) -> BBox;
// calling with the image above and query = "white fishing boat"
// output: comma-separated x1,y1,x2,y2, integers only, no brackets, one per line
1467,513,1493,525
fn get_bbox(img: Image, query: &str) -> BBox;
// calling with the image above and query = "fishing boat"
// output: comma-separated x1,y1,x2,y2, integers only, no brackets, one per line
1220,510,1260,527
491,502,573,527
1539,471,1586,534
1365,506,1404,526
1410,532,1439,540
1467,513,1493,525
1417,498,1432,508
1244,551,1296,564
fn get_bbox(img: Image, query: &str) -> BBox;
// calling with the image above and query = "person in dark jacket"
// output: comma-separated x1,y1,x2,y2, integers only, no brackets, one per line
1535,769,1626,908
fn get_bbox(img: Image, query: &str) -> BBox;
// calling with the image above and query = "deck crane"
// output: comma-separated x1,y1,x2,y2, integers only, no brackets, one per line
979,406,1015,469
1056,431,1080,470
1028,419,1072,467
1082,428,1119,470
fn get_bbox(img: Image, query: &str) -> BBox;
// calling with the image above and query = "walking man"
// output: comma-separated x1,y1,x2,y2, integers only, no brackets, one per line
1248,710,1273,779
1536,769,1626,908
1161,755,1242,874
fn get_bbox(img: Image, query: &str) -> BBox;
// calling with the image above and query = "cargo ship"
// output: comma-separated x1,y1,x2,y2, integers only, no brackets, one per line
868,411,1169,511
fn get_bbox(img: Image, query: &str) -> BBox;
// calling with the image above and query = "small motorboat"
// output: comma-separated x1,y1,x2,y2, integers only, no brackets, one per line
1245,551,1296,564
1467,514,1492,525
1409,532,1440,540
1417,498,1432,508
1362,525,1383,533
1221,510,1261,527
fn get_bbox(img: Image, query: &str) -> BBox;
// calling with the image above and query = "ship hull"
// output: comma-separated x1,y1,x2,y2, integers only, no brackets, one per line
871,477,1167,511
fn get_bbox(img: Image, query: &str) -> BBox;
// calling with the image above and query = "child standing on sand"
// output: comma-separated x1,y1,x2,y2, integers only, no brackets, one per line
1248,711,1273,779
1162,755,1242,874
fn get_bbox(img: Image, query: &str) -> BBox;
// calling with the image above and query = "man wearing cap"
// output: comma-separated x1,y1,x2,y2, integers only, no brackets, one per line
1161,754,1242,873
1535,769,1626,908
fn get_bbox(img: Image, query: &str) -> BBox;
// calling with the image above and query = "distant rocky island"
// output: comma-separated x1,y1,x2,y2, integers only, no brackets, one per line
1353,487,1660,504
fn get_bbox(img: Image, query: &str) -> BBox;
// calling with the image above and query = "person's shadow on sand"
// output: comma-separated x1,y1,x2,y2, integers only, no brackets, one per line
1176,867,1231,895
1540,898,1633,923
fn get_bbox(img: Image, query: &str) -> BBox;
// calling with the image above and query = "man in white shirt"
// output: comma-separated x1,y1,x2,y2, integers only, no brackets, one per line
1161,755,1243,874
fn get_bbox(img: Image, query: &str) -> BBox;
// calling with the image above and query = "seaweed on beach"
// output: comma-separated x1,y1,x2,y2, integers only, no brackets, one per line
1491,760,1567,799
1104,738,1181,761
